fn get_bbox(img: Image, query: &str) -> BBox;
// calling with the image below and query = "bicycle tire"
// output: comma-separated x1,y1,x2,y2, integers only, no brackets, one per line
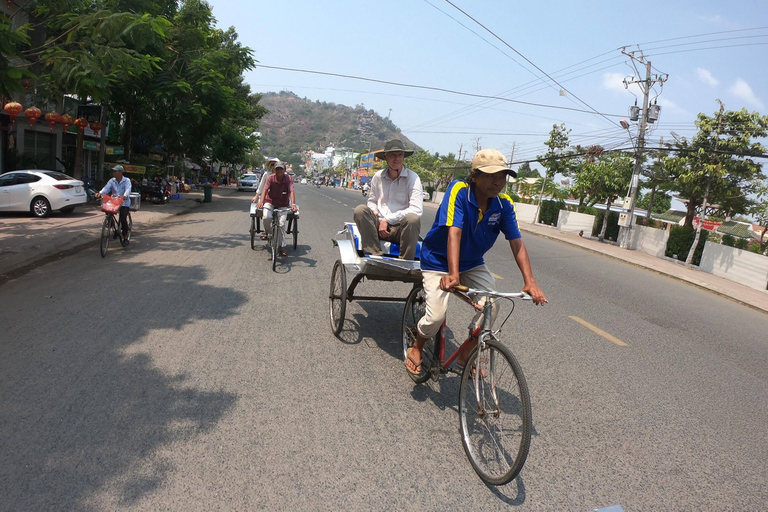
459,338,532,485
250,217,256,250
100,216,111,258
401,286,437,384
329,259,347,335
270,213,280,271
292,217,298,250
120,212,132,246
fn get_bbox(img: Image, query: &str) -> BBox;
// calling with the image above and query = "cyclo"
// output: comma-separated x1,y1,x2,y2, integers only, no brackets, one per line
330,222,535,485
249,203,299,271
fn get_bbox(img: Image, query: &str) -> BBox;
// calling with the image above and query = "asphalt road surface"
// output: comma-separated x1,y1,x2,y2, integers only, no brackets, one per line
1,184,767,511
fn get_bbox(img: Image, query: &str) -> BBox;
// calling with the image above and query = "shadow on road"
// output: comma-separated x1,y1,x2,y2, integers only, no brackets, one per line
0,262,244,509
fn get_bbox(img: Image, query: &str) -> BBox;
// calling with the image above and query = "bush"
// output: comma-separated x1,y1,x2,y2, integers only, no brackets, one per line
721,234,735,247
665,226,708,266
592,211,620,241
734,237,749,249
538,199,564,226
578,205,598,216
747,240,763,254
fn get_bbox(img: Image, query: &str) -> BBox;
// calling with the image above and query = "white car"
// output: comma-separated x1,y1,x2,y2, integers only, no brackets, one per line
238,173,260,191
300,178,307,184
0,170,87,217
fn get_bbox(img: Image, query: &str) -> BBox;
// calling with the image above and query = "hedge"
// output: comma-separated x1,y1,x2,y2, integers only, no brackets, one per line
592,211,620,241
538,199,564,226
665,225,708,266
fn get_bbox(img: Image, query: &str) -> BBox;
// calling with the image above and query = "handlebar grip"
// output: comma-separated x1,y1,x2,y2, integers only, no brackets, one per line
454,285,469,292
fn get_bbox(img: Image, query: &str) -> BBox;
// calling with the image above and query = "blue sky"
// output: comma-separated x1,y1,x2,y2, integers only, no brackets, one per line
210,0,768,169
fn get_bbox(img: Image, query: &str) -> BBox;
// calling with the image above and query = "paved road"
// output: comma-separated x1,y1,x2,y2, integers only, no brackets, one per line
1,185,766,511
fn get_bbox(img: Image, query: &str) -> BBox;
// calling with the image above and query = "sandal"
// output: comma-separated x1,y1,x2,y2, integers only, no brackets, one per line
405,347,422,375
260,234,268,240
278,248,287,258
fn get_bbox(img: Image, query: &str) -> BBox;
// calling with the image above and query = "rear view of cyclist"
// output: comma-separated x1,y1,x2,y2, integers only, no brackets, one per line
405,149,547,375
95,165,132,240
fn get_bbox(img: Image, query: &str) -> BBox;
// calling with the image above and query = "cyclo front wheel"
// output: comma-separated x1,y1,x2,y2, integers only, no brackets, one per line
459,338,532,486
292,217,298,250
401,286,436,384
100,215,112,258
271,222,278,272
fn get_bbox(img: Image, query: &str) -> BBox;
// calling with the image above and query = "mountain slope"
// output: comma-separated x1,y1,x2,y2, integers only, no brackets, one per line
257,91,420,162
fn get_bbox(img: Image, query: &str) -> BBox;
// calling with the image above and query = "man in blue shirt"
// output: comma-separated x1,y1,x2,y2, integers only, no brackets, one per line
406,149,547,375
95,165,132,240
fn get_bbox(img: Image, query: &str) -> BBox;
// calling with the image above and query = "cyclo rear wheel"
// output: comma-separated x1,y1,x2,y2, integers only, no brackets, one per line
328,259,347,335
459,338,532,486
271,216,278,272
292,217,298,250
100,215,112,258
401,286,436,384
250,217,256,250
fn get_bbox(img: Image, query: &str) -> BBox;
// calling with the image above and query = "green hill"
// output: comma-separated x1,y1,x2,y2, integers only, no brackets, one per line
257,91,420,166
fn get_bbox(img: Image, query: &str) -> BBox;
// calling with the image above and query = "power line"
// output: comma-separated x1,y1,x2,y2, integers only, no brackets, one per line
255,64,625,117
442,0,620,128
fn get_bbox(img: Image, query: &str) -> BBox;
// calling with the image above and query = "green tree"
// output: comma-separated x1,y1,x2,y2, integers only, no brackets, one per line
575,150,633,242
749,178,768,254
534,123,571,223
664,101,768,265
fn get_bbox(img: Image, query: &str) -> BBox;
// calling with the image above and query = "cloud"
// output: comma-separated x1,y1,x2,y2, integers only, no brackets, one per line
601,72,641,95
657,97,682,113
697,68,718,87
729,78,765,110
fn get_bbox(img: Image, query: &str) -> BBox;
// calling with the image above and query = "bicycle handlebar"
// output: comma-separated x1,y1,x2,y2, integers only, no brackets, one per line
452,284,532,301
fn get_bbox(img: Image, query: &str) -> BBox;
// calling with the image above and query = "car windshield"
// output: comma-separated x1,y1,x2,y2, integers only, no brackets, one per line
41,171,76,181
242,175,257,179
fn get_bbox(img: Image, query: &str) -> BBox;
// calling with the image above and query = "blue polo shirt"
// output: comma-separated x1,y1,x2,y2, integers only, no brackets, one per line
420,180,521,272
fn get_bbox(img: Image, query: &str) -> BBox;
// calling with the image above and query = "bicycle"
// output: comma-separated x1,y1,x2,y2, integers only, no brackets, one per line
99,196,132,258
401,284,533,485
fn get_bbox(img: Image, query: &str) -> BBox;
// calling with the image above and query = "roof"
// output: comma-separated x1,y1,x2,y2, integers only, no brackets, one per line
652,210,686,224
716,221,755,239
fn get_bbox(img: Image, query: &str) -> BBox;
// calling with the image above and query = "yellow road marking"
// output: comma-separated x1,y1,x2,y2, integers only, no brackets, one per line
569,316,627,347
491,272,504,280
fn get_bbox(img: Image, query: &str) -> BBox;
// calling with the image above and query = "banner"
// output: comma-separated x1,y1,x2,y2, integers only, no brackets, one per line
108,163,146,175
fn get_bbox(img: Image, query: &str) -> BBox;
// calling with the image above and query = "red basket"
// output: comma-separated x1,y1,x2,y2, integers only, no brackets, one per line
101,195,124,214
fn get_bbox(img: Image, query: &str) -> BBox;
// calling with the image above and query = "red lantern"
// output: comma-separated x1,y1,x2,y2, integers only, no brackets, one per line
4,102,23,125
24,106,42,125
74,117,89,133
89,121,103,136
21,79,31,91
59,114,74,131
45,112,60,132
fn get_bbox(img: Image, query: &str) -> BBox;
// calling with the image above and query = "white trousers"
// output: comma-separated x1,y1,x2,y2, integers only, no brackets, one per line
416,265,498,338
263,203,289,248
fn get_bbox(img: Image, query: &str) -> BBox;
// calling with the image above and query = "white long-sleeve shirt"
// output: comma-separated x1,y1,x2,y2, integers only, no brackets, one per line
367,166,423,225
100,176,132,208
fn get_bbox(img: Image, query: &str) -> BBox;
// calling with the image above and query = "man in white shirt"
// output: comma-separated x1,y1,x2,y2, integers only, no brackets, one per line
253,157,280,202
353,139,423,260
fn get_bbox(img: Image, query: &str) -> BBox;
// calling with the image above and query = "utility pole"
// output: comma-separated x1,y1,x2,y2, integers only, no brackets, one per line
506,142,516,195
618,50,668,249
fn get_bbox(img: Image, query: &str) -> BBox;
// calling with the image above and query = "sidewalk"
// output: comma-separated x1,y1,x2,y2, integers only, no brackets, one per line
341,186,768,314
0,185,239,283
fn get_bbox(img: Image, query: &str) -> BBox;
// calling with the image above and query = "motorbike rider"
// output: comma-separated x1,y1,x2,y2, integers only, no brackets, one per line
361,182,370,196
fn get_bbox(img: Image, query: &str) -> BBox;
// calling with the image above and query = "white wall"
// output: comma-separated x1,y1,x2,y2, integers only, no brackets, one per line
699,241,768,292
514,202,537,223
556,210,595,234
629,224,670,258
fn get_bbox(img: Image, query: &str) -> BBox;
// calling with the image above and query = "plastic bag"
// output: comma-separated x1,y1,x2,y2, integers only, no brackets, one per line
101,195,124,214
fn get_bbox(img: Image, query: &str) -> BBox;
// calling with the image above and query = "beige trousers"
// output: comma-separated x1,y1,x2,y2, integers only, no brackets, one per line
416,265,498,338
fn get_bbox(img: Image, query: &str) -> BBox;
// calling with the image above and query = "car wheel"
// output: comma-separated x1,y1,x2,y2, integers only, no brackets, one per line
60,206,76,214
31,197,51,217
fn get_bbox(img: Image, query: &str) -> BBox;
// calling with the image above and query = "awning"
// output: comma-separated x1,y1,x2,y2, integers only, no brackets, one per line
183,159,202,170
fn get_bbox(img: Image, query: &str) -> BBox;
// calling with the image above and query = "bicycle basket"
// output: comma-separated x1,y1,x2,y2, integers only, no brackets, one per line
101,195,124,214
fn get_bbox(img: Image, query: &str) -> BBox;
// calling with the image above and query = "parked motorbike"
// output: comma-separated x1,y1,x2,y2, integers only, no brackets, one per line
361,188,368,197
149,183,170,204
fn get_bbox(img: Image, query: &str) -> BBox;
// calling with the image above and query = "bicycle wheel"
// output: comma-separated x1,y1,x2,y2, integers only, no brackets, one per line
329,259,347,335
120,212,132,246
250,217,256,250
292,218,298,250
401,286,437,384
271,217,278,271
100,216,112,258
459,338,532,485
